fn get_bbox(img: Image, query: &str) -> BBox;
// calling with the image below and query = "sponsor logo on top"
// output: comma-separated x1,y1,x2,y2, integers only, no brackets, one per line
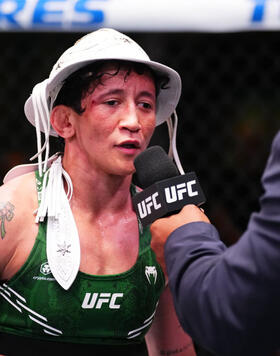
33,262,55,281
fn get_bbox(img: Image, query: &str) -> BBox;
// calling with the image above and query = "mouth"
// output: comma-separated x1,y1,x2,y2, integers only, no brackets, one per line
117,140,140,149
116,140,141,153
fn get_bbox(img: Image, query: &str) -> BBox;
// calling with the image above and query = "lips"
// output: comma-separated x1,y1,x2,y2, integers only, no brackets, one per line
117,140,141,149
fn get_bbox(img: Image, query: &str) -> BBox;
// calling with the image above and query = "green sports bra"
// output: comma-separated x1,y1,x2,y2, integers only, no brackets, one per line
0,171,165,346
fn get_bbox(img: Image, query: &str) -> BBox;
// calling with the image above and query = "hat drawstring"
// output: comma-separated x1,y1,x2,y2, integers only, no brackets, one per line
167,111,185,175
29,80,51,176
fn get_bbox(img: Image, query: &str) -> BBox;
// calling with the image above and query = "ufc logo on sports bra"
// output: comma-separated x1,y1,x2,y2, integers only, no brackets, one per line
82,292,123,309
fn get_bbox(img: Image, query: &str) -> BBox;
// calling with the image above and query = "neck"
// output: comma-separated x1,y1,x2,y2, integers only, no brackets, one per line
62,155,134,217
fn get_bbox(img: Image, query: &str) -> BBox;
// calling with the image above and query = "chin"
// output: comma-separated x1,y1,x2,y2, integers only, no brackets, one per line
106,165,133,178
118,165,135,177
113,158,135,175
104,154,135,176
122,168,135,177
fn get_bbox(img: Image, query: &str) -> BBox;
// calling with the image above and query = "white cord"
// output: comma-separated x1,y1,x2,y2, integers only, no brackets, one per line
29,80,51,176
35,156,73,222
31,84,43,177
167,117,174,158
167,111,185,175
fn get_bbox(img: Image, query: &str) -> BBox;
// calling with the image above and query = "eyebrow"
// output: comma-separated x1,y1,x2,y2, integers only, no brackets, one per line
97,89,156,101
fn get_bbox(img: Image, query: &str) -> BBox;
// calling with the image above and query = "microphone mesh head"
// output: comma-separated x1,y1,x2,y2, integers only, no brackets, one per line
134,146,179,189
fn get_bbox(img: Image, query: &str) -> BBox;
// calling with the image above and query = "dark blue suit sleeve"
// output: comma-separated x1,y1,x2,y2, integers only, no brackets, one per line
165,131,280,356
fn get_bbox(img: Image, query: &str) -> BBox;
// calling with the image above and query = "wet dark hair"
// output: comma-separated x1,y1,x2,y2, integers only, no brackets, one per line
53,60,169,115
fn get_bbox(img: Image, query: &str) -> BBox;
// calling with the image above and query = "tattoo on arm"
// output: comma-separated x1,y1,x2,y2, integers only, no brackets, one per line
0,202,15,239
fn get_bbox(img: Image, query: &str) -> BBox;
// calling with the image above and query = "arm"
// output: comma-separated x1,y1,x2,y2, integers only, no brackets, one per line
0,173,37,280
146,208,206,356
145,285,196,356
154,131,280,356
0,187,17,279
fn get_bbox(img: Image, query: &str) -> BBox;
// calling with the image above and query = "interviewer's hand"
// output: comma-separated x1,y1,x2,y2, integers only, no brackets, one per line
150,204,210,279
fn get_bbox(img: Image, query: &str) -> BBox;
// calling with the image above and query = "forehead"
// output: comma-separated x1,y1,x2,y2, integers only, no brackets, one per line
97,61,155,82
91,61,156,93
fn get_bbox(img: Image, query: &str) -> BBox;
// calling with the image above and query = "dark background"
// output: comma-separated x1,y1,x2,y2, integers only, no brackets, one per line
1,31,280,247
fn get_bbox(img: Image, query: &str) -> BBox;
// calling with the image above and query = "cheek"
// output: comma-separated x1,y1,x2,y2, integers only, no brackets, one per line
142,119,156,142
78,110,112,140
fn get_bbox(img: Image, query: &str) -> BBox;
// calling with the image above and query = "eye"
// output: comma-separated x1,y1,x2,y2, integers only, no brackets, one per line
139,102,153,110
105,99,119,106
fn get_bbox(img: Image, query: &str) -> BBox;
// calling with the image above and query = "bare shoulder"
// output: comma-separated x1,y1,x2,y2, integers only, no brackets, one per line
0,172,38,278
0,171,37,218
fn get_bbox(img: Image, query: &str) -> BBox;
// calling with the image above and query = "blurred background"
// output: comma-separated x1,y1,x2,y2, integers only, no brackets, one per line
1,1,280,354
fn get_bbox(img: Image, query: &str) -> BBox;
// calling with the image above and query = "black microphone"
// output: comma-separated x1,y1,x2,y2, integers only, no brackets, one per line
132,146,206,227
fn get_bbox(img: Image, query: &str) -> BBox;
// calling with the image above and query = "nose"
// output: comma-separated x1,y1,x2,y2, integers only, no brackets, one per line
120,103,141,132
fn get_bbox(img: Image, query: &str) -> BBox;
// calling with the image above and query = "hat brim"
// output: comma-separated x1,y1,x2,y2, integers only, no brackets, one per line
24,57,181,137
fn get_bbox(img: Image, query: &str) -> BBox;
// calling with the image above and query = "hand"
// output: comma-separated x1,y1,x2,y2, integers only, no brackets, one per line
150,204,210,278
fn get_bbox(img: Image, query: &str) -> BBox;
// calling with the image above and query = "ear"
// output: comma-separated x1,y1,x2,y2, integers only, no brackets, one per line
50,105,75,139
